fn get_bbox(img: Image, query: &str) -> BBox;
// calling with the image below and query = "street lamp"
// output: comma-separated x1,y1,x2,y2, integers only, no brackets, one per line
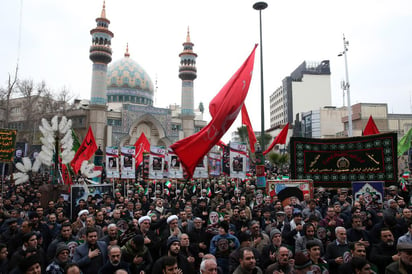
253,1,267,155
338,34,352,137
253,2,267,188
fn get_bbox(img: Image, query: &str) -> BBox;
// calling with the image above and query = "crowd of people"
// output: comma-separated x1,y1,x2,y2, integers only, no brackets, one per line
0,172,411,274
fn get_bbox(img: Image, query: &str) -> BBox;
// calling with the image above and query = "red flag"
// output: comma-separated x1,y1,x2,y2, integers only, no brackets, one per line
363,115,380,136
242,104,257,153
171,45,257,178
134,132,150,166
61,164,73,188
71,126,97,174
263,123,289,155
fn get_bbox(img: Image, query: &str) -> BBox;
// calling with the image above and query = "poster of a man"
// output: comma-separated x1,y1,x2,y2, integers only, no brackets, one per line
123,154,132,168
108,157,117,169
232,156,243,172
152,157,162,170
170,155,180,169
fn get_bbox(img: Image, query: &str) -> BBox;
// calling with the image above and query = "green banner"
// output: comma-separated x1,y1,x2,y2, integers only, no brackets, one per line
0,129,17,162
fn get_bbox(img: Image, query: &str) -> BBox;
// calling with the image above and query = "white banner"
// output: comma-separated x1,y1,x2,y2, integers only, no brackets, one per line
121,146,135,179
106,146,119,178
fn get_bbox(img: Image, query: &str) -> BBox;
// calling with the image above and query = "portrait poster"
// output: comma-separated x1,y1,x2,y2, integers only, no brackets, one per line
121,146,135,179
149,146,166,179
70,183,113,220
352,181,384,208
193,156,208,178
208,152,221,177
230,142,247,179
106,146,119,178
266,180,313,203
167,150,183,179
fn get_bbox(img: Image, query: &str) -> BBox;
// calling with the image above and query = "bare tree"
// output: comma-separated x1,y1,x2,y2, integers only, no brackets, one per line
0,65,19,128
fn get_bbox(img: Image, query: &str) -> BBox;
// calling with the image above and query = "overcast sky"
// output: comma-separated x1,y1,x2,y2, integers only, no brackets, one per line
1,0,412,141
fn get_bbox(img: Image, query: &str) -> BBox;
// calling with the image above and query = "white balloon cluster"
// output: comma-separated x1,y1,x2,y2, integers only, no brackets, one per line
13,115,101,185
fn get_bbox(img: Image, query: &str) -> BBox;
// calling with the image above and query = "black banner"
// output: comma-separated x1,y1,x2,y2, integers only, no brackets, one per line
290,132,398,184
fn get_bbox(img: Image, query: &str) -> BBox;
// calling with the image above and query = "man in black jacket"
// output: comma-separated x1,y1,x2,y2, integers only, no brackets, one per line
323,226,350,273
370,227,399,274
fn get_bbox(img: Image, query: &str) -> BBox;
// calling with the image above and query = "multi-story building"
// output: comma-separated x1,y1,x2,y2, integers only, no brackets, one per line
269,60,331,128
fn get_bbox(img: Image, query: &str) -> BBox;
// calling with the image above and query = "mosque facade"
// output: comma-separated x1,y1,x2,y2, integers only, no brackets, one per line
87,3,206,150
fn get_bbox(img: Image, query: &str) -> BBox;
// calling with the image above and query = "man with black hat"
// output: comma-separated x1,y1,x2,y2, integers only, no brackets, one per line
151,236,193,274
121,234,152,273
45,243,71,273
261,228,283,268
385,242,412,274
293,252,312,274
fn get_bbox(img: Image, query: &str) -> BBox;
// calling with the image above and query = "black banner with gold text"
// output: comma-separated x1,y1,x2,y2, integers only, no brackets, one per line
290,133,397,184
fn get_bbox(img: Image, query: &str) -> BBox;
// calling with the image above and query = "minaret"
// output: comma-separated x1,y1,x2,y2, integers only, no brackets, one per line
179,27,197,138
89,1,113,148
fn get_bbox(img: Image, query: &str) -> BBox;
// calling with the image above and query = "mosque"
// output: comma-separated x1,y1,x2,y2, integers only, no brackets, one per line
85,2,206,150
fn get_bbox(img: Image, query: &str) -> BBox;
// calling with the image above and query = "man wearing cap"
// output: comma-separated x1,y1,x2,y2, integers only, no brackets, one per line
121,234,153,273
388,185,404,202
261,228,284,268
45,243,71,274
152,236,193,274
385,242,412,274
293,252,312,274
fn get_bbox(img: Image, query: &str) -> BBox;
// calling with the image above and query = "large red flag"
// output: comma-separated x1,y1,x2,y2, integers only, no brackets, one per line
242,104,257,153
71,126,97,174
134,132,150,166
363,115,380,136
171,45,257,178
263,123,289,155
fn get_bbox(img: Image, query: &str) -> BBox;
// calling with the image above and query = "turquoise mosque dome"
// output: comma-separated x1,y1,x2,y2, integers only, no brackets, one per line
106,46,154,106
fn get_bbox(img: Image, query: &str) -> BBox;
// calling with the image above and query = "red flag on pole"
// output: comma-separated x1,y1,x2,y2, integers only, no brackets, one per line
134,132,150,166
363,115,380,136
71,126,97,174
171,45,257,178
242,104,257,153
263,123,289,155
